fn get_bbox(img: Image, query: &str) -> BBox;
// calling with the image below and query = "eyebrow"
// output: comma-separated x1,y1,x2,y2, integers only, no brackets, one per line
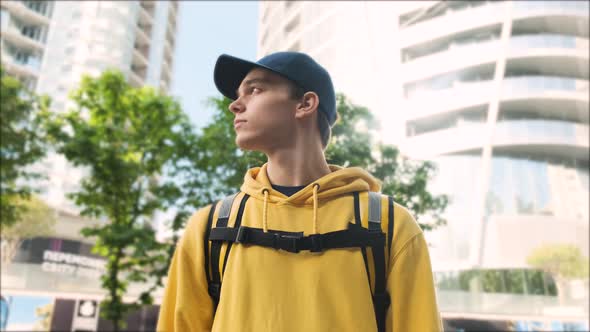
236,78,271,98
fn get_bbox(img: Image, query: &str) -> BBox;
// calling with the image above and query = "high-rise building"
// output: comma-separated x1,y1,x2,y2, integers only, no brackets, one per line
258,0,589,323
392,0,588,271
0,1,54,91
1,1,179,214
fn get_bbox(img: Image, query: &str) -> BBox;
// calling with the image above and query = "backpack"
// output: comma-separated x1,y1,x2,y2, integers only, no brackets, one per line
204,191,394,332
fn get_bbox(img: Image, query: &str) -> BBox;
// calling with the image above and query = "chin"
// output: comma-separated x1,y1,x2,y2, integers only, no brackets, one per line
235,135,259,151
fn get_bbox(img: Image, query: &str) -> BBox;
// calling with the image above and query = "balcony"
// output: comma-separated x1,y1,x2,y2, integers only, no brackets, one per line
506,36,589,79
402,120,589,160
0,1,50,26
402,35,589,83
405,76,589,123
1,55,40,78
400,1,588,50
135,24,151,46
132,48,149,68
396,1,441,16
399,1,505,49
138,5,153,26
512,1,589,37
0,25,44,51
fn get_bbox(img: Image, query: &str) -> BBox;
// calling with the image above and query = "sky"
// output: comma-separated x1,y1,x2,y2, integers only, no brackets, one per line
2,295,53,331
156,1,258,238
169,1,259,130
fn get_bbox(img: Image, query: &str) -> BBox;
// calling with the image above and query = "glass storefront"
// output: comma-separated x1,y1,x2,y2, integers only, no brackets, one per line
435,268,557,296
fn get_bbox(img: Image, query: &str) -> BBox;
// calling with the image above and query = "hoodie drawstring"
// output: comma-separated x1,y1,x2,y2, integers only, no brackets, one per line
262,188,269,232
312,183,320,235
262,184,320,234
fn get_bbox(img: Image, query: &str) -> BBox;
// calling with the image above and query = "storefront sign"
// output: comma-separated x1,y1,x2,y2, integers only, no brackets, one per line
41,250,106,278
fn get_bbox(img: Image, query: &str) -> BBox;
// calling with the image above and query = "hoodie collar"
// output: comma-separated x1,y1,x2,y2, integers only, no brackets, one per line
240,163,381,205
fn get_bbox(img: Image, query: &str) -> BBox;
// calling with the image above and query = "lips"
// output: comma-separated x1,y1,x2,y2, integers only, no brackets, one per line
234,119,247,128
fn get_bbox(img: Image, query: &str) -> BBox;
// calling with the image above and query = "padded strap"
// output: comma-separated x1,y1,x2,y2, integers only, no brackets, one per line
368,192,388,332
368,191,382,226
208,194,237,308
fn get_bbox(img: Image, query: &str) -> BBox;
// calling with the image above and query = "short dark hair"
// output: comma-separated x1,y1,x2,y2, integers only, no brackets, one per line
286,81,332,149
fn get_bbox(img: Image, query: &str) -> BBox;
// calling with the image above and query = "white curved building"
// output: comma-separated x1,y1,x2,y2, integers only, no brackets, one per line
259,1,589,323
393,0,588,271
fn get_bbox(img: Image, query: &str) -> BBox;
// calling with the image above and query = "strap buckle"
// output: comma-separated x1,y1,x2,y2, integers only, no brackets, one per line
235,226,248,244
309,234,324,253
273,233,300,253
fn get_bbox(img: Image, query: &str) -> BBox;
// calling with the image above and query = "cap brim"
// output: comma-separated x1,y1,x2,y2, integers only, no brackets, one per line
214,54,262,100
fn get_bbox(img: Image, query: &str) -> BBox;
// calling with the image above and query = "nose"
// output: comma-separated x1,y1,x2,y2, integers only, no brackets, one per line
229,97,245,114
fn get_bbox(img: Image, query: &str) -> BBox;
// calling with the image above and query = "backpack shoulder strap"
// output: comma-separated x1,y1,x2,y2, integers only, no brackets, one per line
207,193,238,309
206,192,250,312
367,191,393,332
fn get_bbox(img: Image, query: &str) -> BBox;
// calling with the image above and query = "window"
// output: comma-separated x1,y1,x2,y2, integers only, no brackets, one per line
21,25,41,40
23,1,48,16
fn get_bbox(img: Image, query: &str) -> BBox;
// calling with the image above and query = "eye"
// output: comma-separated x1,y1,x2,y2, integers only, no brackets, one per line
251,87,261,94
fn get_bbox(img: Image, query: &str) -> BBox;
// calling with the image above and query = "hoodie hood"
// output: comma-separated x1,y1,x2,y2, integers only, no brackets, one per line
240,163,381,205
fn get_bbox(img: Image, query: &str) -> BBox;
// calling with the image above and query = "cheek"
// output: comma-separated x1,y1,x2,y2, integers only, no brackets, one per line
250,98,294,127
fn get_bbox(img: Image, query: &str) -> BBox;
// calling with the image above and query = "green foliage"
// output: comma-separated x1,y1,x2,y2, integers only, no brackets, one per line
40,70,196,330
527,244,589,280
0,67,49,227
0,195,56,264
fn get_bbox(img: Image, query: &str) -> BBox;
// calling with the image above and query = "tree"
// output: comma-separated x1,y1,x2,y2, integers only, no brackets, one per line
527,243,589,304
0,68,49,227
0,195,56,265
34,302,54,331
40,70,197,331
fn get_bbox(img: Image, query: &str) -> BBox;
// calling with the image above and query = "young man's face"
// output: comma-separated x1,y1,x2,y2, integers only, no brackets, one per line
229,68,300,152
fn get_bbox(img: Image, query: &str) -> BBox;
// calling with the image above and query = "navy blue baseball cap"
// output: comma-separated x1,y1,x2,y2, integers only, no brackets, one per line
214,52,337,126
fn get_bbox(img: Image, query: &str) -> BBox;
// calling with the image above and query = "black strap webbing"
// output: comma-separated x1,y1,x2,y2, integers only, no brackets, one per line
354,192,371,289
204,202,218,306
208,194,237,308
209,223,385,253
221,194,250,274
388,196,394,258
387,196,395,330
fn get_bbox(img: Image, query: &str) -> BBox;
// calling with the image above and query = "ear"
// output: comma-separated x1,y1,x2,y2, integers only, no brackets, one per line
294,91,320,120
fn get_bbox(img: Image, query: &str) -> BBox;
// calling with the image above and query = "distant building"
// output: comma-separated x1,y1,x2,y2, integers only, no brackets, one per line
1,1,179,214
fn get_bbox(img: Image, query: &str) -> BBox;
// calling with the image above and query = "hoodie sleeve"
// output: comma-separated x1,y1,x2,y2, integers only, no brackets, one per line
386,207,443,332
157,206,215,332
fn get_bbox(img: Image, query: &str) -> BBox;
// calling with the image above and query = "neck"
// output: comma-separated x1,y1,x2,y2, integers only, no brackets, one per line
265,142,331,187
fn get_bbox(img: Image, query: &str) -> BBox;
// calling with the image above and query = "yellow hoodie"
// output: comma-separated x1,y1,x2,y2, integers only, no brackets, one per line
157,164,442,332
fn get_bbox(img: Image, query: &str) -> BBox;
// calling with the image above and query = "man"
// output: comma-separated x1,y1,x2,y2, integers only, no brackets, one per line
157,52,442,332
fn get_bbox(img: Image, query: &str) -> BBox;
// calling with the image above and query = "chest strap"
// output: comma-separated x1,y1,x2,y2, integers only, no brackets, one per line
209,222,385,253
